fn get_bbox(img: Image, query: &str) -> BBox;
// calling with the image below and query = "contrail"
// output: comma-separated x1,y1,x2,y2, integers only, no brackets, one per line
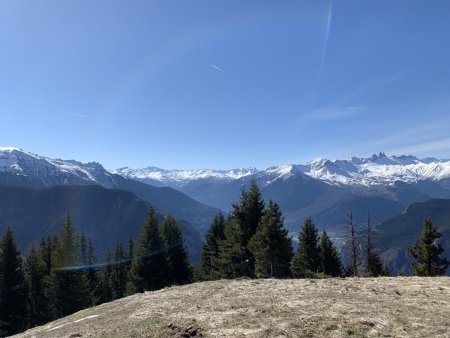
68,113,92,119
312,0,333,102
211,64,225,73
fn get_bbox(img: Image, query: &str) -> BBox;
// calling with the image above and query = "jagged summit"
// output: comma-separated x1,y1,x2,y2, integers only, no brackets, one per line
0,147,117,188
115,152,450,188
2,147,450,189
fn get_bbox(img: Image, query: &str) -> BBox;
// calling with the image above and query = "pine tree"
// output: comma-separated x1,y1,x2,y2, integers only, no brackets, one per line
382,262,391,277
409,218,449,276
345,211,359,277
366,215,384,277
127,236,134,262
39,235,58,277
24,244,48,328
248,200,292,278
127,207,167,293
218,218,247,278
198,213,226,281
0,227,28,336
48,213,90,319
160,216,192,285
231,180,265,276
291,218,321,278
109,242,129,300
98,250,113,303
319,231,342,277
83,239,100,305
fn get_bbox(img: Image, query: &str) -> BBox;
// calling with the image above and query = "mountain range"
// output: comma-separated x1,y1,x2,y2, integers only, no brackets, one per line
1,147,450,272
114,152,450,234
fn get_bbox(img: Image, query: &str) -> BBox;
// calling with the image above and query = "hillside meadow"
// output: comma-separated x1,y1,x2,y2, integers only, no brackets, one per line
13,277,450,338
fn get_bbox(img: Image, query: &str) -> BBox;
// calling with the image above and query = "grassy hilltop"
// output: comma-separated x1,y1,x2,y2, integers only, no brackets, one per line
13,277,450,338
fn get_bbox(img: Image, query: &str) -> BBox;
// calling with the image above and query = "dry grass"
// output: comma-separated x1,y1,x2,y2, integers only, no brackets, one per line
13,277,450,338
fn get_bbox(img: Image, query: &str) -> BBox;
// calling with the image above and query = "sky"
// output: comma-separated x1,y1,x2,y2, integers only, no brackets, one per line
1,0,450,170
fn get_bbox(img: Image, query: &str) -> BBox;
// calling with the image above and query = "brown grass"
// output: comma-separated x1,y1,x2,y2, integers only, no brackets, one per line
12,277,450,338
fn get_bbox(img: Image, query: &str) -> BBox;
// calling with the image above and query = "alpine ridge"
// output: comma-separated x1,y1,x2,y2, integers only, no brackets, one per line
113,152,450,188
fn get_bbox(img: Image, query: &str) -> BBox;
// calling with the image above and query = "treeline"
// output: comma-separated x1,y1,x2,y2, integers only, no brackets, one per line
195,181,393,280
1,181,448,336
0,207,191,336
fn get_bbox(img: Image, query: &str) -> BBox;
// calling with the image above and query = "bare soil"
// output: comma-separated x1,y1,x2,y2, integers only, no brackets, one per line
12,277,450,338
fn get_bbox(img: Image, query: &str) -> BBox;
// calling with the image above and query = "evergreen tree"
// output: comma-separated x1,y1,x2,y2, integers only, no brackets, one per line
409,218,449,276
160,216,192,285
48,213,90,319
83,239,100,305
127,207,167,293
0,227,28,336
231,180,265,276
198,213,226,280
248,200,292,278
98,250,113,303
218,218,247,278
291,218,321,278
345,211,359,277
319,231,342,277
366,215,384,277
24,244,48,328
39,235,58,277
382,262,391,277
127,236,134,261
109,242,128,300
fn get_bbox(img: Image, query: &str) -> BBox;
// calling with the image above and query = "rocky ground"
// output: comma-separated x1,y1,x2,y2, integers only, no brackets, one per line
12,277,450,338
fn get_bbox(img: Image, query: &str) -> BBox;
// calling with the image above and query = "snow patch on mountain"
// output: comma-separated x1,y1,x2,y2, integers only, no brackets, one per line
302,152,450,186
111,167,258,187
114,152,450,188
0,148,117,188
2,147,450,190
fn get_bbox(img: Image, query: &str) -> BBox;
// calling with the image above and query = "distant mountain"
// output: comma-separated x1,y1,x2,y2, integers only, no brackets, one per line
115,153,450,234
377,198,450,275
4,147,450,243
111,166,257,188
114,152,450,189
0,147,219,235
0,184,203,262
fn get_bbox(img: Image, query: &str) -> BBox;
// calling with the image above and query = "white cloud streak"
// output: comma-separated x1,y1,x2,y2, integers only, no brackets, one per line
305,106,364,120
68,113,92,119
211,64,225,73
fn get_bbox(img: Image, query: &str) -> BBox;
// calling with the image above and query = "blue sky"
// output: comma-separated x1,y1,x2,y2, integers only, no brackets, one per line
1,0,450,169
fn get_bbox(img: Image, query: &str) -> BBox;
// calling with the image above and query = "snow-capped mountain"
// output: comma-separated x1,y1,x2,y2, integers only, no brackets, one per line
0,147,219,234
0,147,118,188
111,166,257,188
3,146,450,234
300,152,450,186
113,152,450,188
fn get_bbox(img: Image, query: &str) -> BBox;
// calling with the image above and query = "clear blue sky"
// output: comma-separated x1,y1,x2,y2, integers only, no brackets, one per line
1,0,450,169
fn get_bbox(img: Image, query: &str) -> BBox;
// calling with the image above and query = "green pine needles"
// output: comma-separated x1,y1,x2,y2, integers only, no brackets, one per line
409,218,449,276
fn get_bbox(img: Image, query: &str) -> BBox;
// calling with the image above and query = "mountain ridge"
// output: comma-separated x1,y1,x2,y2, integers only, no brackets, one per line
0,147,219,235
112,152,450,188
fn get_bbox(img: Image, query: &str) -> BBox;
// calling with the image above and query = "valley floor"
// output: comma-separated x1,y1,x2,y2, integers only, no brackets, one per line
13,277,450,338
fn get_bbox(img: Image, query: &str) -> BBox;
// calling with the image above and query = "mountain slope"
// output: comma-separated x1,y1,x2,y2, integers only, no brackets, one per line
377,198,450,275
13,278,450,338
0,185,202,261
115,153,450,235
0,147,219,235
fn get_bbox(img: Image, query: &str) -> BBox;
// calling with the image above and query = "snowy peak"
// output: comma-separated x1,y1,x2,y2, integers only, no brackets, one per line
0,148,117,188
113,153,450,188
301,154,450,186
2,147,450,191
111,166,258,187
